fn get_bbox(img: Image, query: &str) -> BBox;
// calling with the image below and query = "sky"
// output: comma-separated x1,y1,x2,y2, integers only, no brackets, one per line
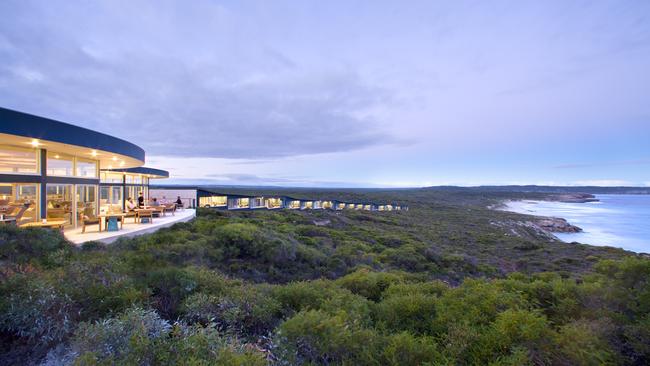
1,0,649,187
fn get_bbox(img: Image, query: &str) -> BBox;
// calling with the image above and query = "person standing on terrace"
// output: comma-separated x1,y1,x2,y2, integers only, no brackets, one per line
138,192,144,208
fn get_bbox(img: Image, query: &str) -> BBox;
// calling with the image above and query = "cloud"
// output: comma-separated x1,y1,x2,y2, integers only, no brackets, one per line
0,1,396,160
164,173,384,188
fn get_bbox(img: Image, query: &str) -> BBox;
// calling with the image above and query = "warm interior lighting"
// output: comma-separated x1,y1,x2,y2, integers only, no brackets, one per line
120,161,125,166
91,150,97,157
54,154,60,159
112,156,117,161
30,139,40,147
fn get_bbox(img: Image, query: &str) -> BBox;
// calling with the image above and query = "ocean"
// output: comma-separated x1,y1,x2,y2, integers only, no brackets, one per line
504,194,650,253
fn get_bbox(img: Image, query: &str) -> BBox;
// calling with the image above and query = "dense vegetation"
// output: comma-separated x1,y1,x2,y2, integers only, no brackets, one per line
0,188,648,365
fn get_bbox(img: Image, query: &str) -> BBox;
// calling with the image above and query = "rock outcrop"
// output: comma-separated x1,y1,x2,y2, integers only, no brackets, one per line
535,217,582,233
549,193,599,203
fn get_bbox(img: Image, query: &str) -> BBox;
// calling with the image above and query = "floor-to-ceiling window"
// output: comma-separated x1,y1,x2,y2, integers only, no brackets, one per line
47,152,74,176
0,183,39,224
46,184,73,226
100,185,123,214
76,185,97,223
200,195,227,207
0,145,39,174
265,198,282,209
76,158,98,178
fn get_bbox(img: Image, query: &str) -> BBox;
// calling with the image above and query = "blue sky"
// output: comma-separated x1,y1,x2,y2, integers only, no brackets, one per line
1,0,649,187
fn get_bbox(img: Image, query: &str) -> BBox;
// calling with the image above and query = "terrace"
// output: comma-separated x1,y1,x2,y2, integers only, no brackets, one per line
64,208,195,244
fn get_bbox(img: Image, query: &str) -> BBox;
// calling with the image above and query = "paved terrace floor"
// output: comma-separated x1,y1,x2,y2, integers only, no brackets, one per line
64,209,196,245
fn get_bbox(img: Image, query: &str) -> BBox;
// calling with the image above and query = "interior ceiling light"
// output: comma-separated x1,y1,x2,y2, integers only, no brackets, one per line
91,150,98,157
30,139,40,147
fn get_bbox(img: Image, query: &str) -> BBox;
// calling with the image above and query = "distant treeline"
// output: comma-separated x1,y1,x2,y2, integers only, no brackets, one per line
422,185,650,194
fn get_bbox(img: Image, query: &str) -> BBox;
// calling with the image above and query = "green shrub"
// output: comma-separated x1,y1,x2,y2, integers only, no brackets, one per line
182,284,282,337
143,267,199,318
272,279,372,324
274,310,380,365
69,307,170,362
374,293,438,334
336,269,408,301
0,274,76,345
55,307,266,365
0,225,73,267
381,332,444,366
553,319,617,365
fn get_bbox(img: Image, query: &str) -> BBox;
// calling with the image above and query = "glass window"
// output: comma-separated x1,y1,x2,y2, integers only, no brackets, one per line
76,185,97,223
0,145,38,174
47,152,74,176
124,174,142,184
265,198,282,209
101,172,124,183
199,196,227,207
46,184,73,226
100,185,123,213
76,158,97,178
229,197,249,209
0,183,39,224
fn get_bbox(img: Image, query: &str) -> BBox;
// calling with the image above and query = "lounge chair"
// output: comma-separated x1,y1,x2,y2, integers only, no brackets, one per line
79,209,101,233
163,204,176,216
7,204,29,226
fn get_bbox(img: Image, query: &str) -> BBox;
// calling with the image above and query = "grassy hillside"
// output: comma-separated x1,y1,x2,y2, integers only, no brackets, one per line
1,189,648,365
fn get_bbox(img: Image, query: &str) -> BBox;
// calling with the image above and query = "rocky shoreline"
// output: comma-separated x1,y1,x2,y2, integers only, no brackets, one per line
546,193,599,203
534,217,582,233
495,194,593,239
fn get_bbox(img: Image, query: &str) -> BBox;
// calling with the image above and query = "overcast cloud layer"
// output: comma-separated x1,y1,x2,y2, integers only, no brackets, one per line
1,1,649,186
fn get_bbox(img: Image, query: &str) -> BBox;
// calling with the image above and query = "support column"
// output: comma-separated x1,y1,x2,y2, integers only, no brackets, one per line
122,174,126,211
39,149,47,219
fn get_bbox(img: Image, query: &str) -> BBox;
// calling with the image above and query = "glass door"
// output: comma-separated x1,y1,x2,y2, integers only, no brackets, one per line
76,185,97,226
0,183,39,225
46,184,73,227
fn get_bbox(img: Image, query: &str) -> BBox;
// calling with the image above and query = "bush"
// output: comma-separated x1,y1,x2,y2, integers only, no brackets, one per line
381,332,444,366
182,284,282,337
336,269,408,302
553,319,617,365
374,293,438,334
274,310,381,365
272,279,371,321
0,274,76,346
52,307,266,365
69,307,170,362
0,225,73,267
143,267,199,318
